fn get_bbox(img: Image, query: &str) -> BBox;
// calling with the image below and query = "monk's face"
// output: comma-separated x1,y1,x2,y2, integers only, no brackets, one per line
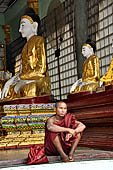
55,102,67,117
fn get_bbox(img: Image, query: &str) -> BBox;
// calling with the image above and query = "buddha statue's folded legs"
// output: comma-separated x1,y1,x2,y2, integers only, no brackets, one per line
73,81,99,93
5,77,51,99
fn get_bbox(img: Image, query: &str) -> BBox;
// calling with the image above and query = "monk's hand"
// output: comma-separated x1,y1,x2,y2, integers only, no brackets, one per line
65,133,72,141
68,128,76,136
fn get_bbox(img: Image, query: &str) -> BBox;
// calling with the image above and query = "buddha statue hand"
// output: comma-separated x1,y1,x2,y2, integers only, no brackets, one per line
1,74,20,99
100,81,103,87
79,81,89,90
70,78,82,93
14,79,35,94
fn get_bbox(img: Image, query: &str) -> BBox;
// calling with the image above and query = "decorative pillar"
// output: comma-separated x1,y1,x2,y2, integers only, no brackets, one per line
27,0,39,15
2,24,11,44
74,0,88,78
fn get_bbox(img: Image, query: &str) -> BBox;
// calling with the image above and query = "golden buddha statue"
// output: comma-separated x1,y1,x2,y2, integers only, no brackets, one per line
100,41,113,86
70,39,100,93
1,8,51,99
100,59,113,86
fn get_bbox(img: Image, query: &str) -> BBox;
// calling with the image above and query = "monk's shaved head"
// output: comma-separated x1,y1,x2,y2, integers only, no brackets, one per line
55,101,67,108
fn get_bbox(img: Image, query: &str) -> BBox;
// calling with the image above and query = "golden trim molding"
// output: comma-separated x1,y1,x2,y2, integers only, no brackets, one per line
27,0,39,15
2,24,11,43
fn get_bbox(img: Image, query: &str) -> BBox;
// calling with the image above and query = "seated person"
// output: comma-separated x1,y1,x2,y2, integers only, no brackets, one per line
1,8,51,99
70,39,100,93
44,101,86,162
100,40,113,86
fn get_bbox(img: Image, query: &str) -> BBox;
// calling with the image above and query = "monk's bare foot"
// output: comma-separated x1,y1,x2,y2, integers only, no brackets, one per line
68,154,74,162
61,156,70,162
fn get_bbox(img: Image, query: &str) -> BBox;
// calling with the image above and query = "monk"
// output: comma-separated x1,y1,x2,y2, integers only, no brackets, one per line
44,101,86,162
70,39,100,93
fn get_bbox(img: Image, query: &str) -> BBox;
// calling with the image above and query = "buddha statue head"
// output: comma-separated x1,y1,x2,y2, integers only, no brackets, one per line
19,8,40,41
82,39,96,58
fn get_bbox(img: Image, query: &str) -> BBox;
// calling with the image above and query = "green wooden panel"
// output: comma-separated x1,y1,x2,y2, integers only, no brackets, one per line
39,0,65,19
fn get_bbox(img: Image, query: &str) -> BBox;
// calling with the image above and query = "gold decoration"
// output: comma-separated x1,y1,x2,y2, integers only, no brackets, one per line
82,43,92,49
73,55,100,93
100,58,113,85
21,15,34,24
2,24,11,43
27,0,39,15
100,39,113,85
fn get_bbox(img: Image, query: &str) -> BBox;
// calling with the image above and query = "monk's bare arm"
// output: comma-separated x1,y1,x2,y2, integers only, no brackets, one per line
65,120,86,140
47,117,75,134
74,121,86,134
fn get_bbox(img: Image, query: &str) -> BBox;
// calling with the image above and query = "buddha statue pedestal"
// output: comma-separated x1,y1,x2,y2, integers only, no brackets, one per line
0,95,55,149
66,85,113,150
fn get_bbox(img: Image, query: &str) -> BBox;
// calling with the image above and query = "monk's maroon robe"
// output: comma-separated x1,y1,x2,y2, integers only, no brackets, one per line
27,113,80,164
44,113,79,155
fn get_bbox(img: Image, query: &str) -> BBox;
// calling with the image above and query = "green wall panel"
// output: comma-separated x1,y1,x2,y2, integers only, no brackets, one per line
39,0,65,19
0,27,5,44
0,13,5,43
4,0,27,42
0,0,65,43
